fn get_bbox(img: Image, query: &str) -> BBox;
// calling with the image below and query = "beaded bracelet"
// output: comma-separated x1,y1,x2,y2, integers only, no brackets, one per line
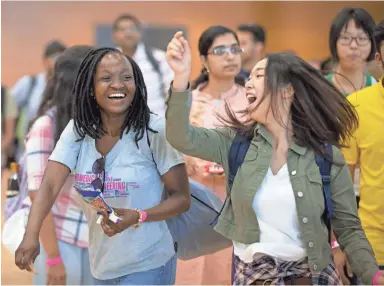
133,209,148,228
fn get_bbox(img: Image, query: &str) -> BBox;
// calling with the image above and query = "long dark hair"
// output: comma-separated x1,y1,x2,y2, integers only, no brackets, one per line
72,47,156,147
192,25,245,89
222,53,358,159
31,45,94,144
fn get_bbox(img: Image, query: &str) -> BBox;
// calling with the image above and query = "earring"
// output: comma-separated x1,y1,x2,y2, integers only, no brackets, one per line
91,92,99,108
205,66,210,73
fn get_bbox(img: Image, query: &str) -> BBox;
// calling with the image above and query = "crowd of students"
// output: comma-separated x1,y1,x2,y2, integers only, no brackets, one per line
1,6,383,286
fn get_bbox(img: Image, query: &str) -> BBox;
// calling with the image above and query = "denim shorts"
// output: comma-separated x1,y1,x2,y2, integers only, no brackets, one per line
93,255,177,285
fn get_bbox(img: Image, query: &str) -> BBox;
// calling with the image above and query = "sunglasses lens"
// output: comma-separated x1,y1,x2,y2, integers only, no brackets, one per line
92,178,103,192
92,158,105,174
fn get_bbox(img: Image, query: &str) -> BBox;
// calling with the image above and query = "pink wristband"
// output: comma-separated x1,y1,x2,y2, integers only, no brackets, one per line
373,270,382,285
331,241,340,249
46,257,62,266
140,210,148,223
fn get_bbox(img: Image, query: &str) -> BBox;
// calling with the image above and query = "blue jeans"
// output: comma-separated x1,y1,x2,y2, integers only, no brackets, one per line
33,240,93,285
93,255,177,285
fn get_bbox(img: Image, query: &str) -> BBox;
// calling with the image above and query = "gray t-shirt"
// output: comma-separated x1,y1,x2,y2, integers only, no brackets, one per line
49,115,184,279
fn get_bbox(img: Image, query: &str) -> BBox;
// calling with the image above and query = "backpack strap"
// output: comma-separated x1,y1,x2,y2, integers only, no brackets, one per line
315,144,334,242
1,86,6,129
21,75,37,110
1,85,5,115
28,76,37,102
144,45,165,98
228,131,252,192
15,75,37,146
228,131,252,284
211,131,252,227
146,128,221,218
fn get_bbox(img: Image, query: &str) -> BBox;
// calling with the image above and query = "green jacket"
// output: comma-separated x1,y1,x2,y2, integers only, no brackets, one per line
165,88,379,284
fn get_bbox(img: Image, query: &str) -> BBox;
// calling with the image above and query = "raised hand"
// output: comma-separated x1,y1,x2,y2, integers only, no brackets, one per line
166,31,192,90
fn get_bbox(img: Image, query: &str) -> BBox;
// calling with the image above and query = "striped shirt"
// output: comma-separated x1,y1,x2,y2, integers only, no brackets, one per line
26,115,88,248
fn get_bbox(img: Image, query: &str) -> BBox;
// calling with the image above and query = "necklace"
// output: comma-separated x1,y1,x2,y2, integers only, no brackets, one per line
334,73,365,95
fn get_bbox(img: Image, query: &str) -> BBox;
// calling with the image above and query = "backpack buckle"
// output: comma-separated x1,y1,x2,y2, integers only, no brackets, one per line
322,175,331,185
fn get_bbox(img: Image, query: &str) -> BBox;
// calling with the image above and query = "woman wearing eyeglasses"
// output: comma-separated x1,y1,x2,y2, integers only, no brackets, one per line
176,26,248,286
327,8,377,95
165,30,384,286
326,8,377,285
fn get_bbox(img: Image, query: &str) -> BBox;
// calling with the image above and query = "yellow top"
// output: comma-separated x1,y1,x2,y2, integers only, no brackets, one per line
342,80,384,265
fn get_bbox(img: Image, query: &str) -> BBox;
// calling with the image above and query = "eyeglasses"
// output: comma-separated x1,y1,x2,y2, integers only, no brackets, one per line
208,46,243,56
338,35,370,46
91,157,105,193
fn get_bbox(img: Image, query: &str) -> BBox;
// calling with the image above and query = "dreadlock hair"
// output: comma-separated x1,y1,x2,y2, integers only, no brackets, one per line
30,45,94,144
72,47,156,147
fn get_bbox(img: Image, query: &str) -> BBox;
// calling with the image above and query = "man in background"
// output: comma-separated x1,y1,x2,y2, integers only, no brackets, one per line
11,40,66,160
1,86,18,169
112,14,174,115
236,23,266,80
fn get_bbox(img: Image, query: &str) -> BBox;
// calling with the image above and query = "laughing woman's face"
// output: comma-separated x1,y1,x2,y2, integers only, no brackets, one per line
245,58,271,123
94,52,136,117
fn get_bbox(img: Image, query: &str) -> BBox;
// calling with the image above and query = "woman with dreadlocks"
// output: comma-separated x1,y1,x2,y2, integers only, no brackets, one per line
15,47,190,285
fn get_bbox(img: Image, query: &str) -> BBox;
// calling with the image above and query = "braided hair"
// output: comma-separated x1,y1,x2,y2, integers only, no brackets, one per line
72,47,156,147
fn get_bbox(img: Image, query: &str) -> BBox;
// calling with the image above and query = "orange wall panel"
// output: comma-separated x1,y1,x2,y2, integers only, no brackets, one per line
2,1,383,87
1,1,255,86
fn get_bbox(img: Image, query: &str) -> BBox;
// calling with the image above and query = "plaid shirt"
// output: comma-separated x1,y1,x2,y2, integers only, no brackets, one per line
26,115,88,248
234,253,342,285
